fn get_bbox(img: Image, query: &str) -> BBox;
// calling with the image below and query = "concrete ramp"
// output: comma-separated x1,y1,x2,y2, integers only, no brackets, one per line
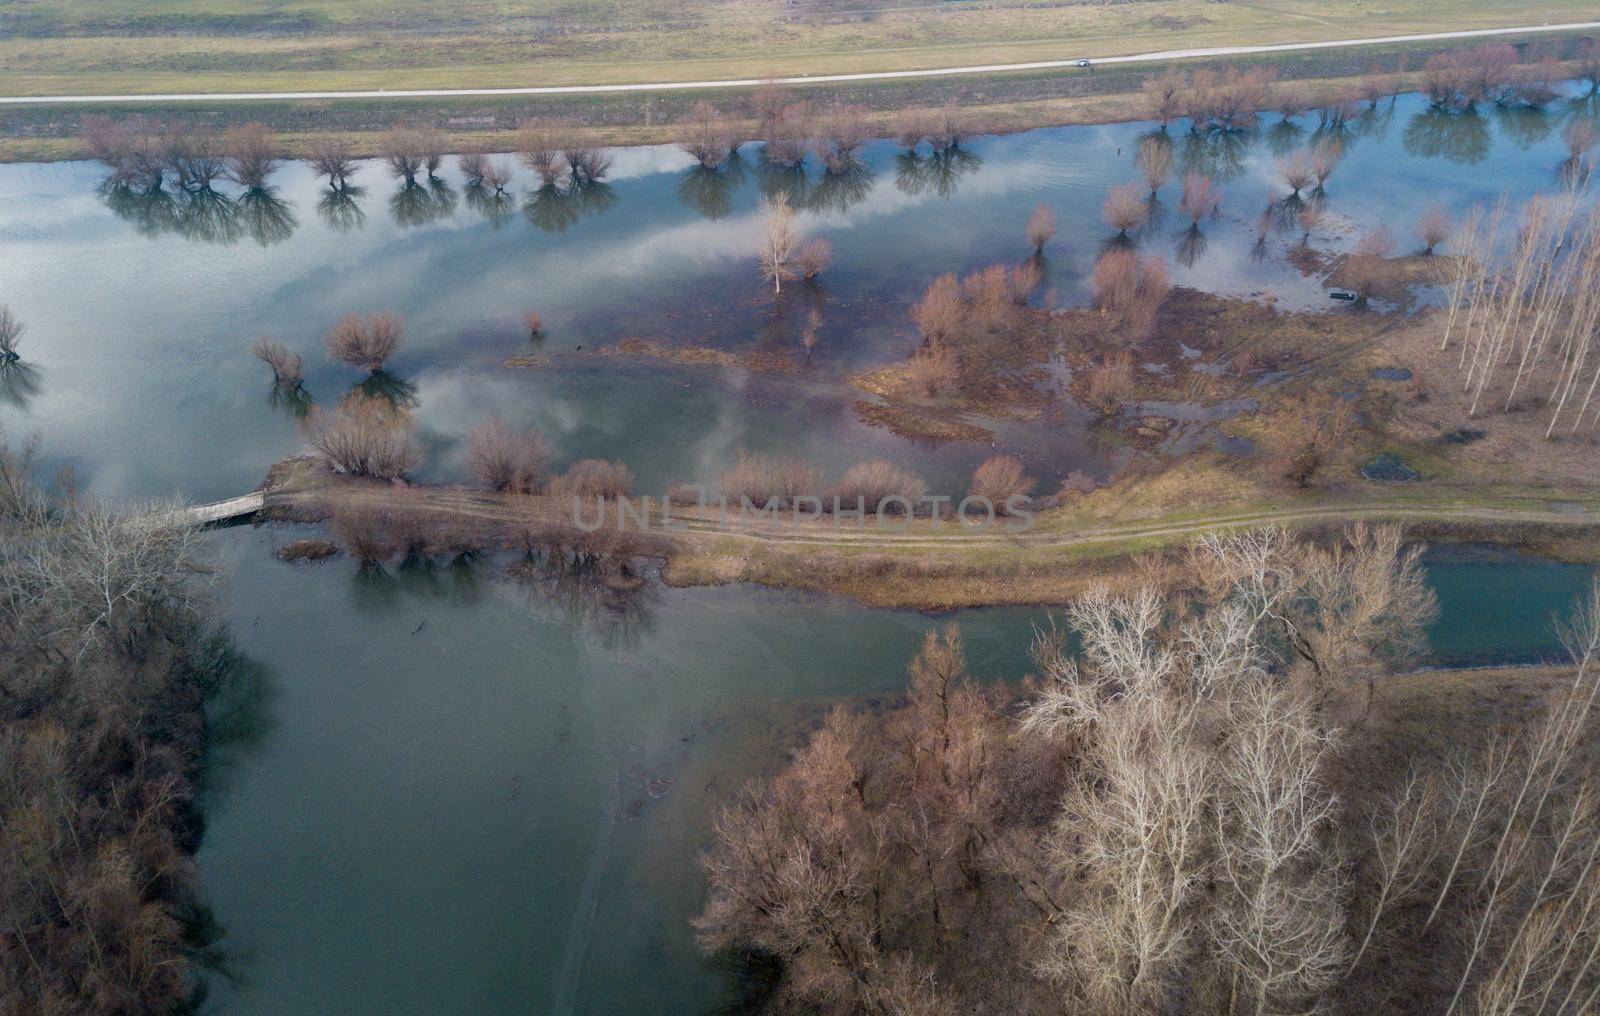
180,491,265,525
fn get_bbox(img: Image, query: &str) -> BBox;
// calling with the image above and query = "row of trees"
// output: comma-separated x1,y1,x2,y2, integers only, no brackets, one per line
1,432,226,1012
1438,191,1600,434
695,523,1600,1015
1421,43,1584,112
83,115,282,192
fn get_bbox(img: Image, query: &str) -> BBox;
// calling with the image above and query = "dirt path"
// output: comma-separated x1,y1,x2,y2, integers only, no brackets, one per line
5,20,1597,105
261,481,1600,555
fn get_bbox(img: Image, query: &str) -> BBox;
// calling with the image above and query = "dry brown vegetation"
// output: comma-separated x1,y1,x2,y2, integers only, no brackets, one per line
797,237,833,281
309,138,357,186
696,525,1600,1015
834,460,927,514
324,310,404,372
467,418,547,494
1025,203,1056,253
221,122,278,190
1101,180,1148,236
547,458,634,500
1091,249,1171,342
302,398,421,479
680,100,734,170
719,451,822,510
968,454,1035,512
251,337,302,386
2,433,223,1013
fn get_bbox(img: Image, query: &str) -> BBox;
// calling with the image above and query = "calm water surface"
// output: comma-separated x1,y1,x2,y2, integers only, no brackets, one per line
1,90,1595,500
1,88,1596,1015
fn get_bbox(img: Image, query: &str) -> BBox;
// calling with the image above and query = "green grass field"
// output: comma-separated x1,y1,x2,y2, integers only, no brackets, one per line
0,0,1593,96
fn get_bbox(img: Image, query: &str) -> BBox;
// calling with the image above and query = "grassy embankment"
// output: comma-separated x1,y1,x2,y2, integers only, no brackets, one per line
0,0,1595,159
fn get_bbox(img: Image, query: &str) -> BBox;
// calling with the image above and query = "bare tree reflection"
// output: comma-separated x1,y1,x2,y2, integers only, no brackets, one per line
316,181,367,232
0,360,40,410
805,161,875,214
892,147,982,199
505,549,659,649
464,179,517,228
1174,222,1208,268
351,368,418,409
677,164,739,220
1494,104,1554,150
237,186,297,247
1178,128,1252,181
1403,106,1492,164
522,176,617,232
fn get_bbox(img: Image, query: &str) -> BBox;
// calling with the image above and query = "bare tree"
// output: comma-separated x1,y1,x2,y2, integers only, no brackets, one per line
251,337,302,386
1416,204,1453,255
798,237,834,280
680,100,734,169
1103,181,1150,236
324,311,405,372
757,194,799,293
911,272,964,347
517,117,568,185
968,454,1034,511
309,138,357,186
223,122,279,189
1026,203,1057,252
1279,150,1314,196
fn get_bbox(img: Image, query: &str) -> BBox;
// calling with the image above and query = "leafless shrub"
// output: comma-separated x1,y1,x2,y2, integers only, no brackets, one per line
458,150,490,182
1309,138,1343,186
251,338,301,385
1026,203,1057,252
1416,204,1453,255
969,454,1034,511
904,344,960,396
303,399,422,478
927,100,968,152
813,103,870,173
833,459,926,513
1086,351,1134,413
222,122,278,189
164,125,227,189
798,237,833,280
1092,250,1170,340
1297,207,1325,244
468,418,548,493
680,100,734,169
329,500,396,564
719,450,823,510
1280,150,1314,195
547,459,634,500
1272,389,1355,487
1565,119,1599,162
381,127,426,181
1137,137,1174,192
1142,68,1188,126
1342,227,1397,299
324,311,405,372
1102,181,1149,235
911,272,964,346
564,142,613,182
896,112,933,152
517,117,569,185
309,138,357,185
524,311,543,336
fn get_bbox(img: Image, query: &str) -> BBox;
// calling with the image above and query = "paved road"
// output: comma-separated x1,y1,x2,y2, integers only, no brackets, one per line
3,20,1598,105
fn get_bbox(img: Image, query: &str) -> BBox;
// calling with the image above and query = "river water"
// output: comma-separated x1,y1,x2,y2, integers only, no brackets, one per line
0,87,1596,1014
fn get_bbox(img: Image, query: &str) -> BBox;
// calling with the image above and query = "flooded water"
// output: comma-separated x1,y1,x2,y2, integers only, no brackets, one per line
2,89,1595,501
1,86,1597,1015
